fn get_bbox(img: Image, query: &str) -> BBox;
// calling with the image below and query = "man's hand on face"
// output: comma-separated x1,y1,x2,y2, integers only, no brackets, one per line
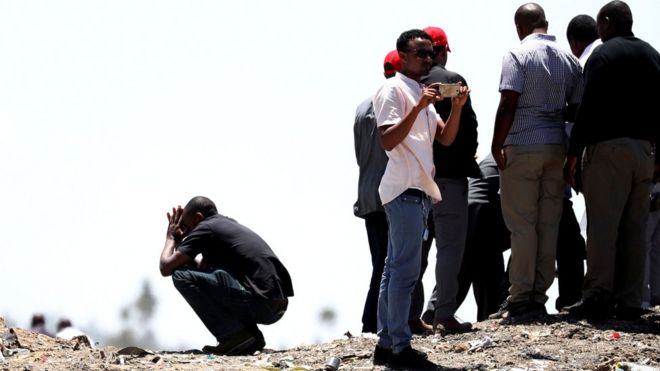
166,206,185,243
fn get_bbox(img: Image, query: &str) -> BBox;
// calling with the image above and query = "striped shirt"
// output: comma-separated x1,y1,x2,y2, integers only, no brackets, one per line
499,33,583,146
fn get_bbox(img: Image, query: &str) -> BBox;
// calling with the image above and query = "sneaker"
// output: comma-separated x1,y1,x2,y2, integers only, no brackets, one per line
433,316,472,334
389,346,437,370
409,318,433,335
202,330,265,356
488,300,530,319
373,345,391,366
565,298,615,320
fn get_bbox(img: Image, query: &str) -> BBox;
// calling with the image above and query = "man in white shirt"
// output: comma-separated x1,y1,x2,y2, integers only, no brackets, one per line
371,28,469,370
567,14,602,66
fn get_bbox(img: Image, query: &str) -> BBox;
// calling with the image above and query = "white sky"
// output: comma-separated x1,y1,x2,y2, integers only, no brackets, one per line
1,0,658,351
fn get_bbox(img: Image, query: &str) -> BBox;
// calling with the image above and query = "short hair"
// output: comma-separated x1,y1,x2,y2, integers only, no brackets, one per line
598,0,633,34
31,314,46,327
515,3,548,30
56,318,72,332
567,15,598,43
396,29,432,53
184,196,218,218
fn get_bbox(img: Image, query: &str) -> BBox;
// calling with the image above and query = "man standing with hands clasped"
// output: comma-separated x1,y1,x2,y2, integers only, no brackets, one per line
372,29,469,370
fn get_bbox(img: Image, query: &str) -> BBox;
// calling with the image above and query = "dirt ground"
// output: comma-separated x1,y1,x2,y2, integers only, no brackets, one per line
2,309,659,370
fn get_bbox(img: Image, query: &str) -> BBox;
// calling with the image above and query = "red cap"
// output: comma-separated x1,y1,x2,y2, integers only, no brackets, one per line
423,26,451,52
383,50,401,77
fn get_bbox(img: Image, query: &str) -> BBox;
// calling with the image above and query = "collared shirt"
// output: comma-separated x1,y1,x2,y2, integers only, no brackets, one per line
373,72,442,204
353,96,388,217
499,33,583,146
579,39,602,67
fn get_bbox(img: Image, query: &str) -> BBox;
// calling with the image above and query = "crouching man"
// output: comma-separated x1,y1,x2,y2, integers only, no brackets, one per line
159,196,294,355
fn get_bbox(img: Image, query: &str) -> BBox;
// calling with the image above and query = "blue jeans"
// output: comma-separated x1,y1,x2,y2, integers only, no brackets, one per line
172,268,286,342
377,191,430,353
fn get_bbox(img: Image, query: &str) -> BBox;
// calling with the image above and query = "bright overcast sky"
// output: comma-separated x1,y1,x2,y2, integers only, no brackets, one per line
1,0,658,351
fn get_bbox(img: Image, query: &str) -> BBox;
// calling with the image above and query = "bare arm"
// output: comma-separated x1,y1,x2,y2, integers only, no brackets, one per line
491,90,519,170
159,206,194,276
435,86,471,146
379,85,441,151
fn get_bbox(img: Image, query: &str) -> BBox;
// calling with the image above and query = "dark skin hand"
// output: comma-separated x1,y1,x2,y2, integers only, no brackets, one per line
379,83,470,151
491,90,520,170
159,206,194,276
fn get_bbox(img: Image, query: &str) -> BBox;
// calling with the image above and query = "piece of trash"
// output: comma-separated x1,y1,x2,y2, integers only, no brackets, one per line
524,351,560,361
117,346,154,356
468,336,495,353
619,362,660,371
2,347,29,357
325,356,340,371
608,332,621,340
40,354,48,363
344,331,353,339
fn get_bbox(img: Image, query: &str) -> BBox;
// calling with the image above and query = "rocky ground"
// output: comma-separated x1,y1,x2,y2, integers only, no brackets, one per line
1,309,659,371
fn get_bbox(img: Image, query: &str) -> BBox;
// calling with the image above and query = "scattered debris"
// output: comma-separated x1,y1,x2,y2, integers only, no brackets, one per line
0,310,659,370
467,336,495,353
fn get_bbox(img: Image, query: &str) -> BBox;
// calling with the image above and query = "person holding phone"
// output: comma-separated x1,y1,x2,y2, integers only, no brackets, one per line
371,29,469,370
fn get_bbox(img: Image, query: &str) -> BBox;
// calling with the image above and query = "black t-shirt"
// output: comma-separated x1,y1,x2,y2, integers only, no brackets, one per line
421,65,482,179
177,214,294,300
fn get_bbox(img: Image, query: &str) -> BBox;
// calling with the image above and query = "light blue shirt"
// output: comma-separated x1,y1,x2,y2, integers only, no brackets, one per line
499,33,584,146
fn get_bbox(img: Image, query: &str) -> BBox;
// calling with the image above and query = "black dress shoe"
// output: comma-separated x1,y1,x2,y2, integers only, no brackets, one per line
566,298,615,320
389,346,437,370
373,345,391,366
488,300,530,319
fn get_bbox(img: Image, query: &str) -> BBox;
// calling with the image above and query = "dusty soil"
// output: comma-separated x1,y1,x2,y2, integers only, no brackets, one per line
2,309,659,370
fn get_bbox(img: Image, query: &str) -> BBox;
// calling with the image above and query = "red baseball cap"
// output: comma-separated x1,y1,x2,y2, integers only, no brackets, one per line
383,50,401,77
423,26,451,52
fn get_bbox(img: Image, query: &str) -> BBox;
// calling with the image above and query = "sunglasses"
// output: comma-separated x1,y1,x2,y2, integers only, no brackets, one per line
404,48,436,59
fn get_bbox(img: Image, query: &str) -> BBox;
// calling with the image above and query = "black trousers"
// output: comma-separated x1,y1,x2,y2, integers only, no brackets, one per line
555,198,586,311
361,212,389,333
455,200,510,321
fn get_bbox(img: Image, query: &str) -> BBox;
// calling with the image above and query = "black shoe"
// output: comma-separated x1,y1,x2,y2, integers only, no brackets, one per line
488,300,529,319
528,302,548,315
389,346,437,370
373,345,391,366
421,309,434,325
433,316,473,334
202,330,265,356
615,306,647,320
566,298,615,320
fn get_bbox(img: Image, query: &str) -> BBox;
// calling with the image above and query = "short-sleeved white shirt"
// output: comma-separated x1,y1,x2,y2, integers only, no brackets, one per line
373,72,442,205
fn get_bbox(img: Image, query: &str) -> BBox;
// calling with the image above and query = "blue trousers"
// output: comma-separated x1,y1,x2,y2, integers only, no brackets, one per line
377,192,430,353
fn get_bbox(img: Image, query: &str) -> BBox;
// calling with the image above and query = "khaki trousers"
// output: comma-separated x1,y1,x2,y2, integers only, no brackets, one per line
500,144,565,304
582,138,653,307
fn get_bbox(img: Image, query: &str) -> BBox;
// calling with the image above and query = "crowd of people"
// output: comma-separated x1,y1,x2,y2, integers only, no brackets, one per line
353,1,659,369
